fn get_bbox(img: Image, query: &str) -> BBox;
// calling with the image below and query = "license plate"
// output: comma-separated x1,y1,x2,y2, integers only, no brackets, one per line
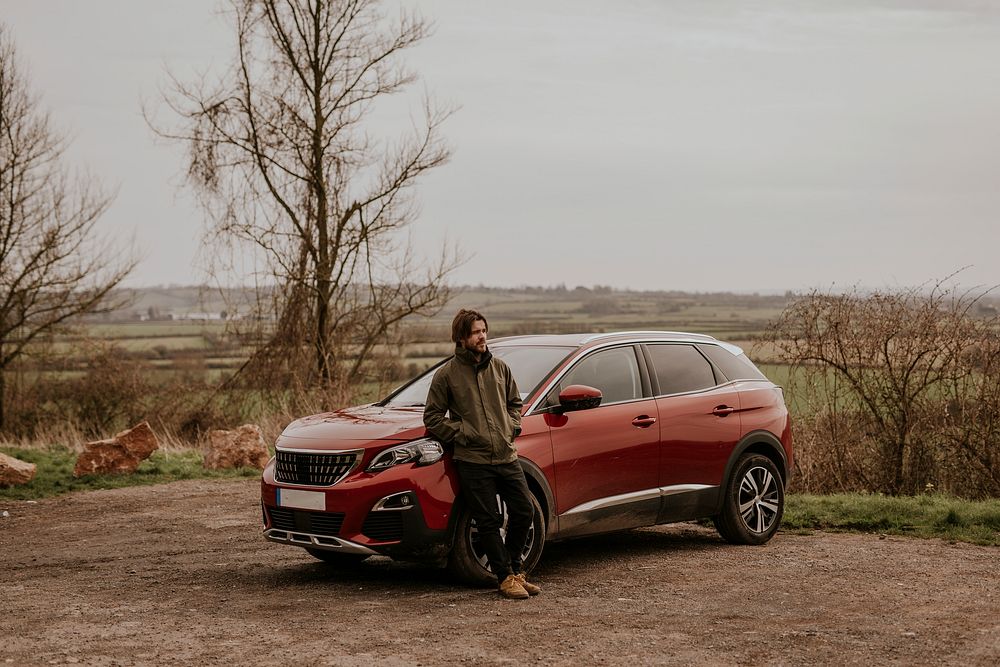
276,488,325,511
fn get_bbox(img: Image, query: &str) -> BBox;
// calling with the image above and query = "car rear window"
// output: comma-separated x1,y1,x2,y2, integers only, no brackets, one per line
697,343,768,381
646,344,717,395
383,345,573,407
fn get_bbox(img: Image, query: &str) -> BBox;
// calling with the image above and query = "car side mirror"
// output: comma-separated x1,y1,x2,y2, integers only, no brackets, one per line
556,384,602,413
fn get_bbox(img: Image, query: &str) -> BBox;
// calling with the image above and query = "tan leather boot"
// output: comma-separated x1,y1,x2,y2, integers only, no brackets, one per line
514,573,541,596
499,574,530,599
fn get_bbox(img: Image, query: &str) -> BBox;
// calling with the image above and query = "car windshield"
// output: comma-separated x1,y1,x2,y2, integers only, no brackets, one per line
382,345,574,407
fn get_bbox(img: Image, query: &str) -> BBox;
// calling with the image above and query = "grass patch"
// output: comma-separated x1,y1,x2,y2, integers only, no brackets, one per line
784,493,1000,546
0,446,262,501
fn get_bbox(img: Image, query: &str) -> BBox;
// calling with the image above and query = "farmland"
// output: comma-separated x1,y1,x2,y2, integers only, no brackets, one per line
0,285,808,447
23,283,1000,411
54,285,794,387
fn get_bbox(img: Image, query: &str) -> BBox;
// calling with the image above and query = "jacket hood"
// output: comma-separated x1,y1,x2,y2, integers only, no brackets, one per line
278,404,426,447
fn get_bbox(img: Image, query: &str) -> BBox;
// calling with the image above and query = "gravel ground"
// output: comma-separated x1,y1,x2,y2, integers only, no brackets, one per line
1,478,998,666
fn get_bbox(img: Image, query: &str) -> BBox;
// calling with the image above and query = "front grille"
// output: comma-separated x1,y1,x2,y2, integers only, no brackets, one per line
274,449,360,486
362,512,404,542
266,507,345,537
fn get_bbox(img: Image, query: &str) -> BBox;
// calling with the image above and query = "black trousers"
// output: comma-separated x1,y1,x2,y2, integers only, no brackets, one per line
454,460,534,583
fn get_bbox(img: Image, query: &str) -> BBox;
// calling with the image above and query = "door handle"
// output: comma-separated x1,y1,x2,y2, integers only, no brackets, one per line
712,405,736,417
631,415,657,428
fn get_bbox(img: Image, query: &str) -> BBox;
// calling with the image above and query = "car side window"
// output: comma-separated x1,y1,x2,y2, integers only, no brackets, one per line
646,344,717,396
551,346,643,406
697,343,767,381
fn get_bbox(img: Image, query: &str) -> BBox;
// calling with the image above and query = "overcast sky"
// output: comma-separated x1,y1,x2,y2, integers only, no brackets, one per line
3,0,999,292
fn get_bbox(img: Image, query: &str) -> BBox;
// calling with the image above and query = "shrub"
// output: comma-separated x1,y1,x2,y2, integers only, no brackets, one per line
764,283,1000,498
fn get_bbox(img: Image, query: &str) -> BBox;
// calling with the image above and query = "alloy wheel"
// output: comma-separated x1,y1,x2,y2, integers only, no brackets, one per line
738,465,781,534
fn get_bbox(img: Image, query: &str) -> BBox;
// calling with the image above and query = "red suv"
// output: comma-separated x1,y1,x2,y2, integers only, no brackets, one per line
260,331,792,584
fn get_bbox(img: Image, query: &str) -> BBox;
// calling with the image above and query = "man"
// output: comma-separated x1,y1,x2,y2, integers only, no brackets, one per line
423,308,541,599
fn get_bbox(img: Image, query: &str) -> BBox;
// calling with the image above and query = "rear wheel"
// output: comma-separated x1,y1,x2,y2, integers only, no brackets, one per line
713,453,784,545
447,493,545,586
305,548,370,567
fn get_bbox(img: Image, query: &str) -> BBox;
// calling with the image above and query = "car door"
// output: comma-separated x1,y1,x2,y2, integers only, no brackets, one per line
543,345,661,537
643,344,742,519
696,342,790,457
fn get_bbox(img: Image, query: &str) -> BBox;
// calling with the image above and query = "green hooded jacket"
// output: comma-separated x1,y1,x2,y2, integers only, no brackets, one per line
423,344,523,465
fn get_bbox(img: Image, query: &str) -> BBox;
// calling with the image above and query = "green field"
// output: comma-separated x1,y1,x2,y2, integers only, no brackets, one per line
24,287,794,383
4,287,816,444
783,493,1000,546
0,285,844,465
81,321,229,339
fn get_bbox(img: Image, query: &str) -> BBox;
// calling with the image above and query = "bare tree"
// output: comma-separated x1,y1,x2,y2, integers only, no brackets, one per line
763,282,1000,497
154,0,457,400
0,25,136,431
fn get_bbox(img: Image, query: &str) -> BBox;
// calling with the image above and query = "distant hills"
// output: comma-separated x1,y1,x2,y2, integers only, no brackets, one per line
86,284,1000,323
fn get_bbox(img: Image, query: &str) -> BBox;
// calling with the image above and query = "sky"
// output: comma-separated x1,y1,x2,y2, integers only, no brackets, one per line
3,0,1000,292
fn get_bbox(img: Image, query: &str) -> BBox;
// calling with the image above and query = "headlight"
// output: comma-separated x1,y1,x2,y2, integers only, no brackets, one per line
367,438,443,472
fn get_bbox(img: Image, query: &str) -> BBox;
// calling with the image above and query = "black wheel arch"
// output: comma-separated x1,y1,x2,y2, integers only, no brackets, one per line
715,430,788,514
518,457,555,535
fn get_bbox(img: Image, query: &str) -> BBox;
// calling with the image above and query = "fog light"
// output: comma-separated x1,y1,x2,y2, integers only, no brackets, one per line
373,491,416,511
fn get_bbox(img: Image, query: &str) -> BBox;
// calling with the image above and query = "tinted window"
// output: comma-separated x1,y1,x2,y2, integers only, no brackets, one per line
697,344,767,381
646,344,717,395
384,346,573,406
553,346,642,405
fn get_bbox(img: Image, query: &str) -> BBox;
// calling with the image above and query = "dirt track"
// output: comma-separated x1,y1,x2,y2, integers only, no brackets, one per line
1,479,998,666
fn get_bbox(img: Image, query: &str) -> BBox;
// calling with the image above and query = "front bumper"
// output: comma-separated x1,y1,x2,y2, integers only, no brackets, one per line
260,455,459,562
263,526,379,555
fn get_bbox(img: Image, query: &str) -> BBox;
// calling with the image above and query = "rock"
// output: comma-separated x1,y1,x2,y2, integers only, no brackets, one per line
0,452,36,487
73,421,159,477
204,424,270,470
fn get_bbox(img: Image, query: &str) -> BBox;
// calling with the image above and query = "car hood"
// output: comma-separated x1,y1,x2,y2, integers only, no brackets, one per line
277,404,426,448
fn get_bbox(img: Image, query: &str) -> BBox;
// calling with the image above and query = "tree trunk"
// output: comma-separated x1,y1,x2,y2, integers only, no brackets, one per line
892,422,909,495
315,279,331,383
0,342,6,433
311,9,329,386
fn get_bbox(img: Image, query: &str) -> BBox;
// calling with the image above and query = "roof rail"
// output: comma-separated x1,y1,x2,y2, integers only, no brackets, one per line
489,334,538,343
580,330,719,344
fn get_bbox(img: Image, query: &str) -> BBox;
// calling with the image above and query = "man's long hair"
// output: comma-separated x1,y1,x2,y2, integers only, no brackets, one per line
451,308,488,344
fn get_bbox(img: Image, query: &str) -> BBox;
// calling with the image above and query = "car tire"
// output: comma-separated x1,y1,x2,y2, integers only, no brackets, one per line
447,493,546,586
304,548,370,567
713,453,784,545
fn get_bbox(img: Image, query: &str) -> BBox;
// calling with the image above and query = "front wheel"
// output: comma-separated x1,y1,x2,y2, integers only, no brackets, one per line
447,493,545,586
713,453,784,545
